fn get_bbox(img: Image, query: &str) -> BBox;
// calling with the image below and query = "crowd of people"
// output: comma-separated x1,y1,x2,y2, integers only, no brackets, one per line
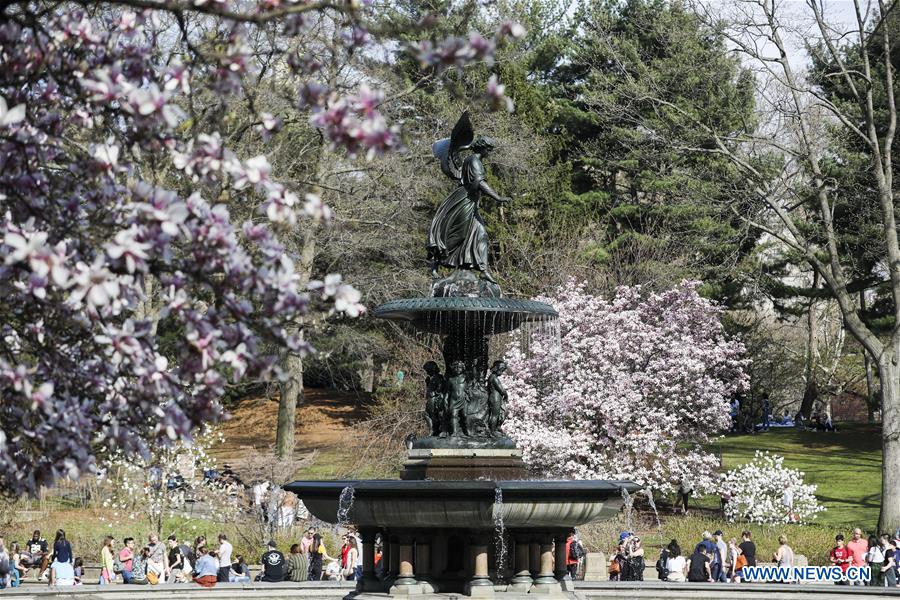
608,527,900,587
0,525,363,589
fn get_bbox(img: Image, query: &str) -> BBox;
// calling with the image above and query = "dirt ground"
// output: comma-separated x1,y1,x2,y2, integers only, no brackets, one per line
211,388,369,476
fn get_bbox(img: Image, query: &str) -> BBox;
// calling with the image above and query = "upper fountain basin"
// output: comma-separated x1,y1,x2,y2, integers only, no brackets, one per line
372,297,558,335
285,479,638,529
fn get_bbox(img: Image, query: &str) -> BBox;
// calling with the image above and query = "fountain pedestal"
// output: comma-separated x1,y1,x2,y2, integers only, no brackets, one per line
401,448,528,481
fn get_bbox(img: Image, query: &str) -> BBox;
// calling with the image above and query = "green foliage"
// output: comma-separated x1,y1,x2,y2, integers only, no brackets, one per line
536,0,760,301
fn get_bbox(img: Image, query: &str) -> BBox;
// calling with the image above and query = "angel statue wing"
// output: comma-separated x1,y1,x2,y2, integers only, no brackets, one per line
432,111,475,182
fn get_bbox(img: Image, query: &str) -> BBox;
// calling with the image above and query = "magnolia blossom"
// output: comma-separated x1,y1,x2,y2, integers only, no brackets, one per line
503,280,749,494
97,427,242,530
720,451,825,524
0,1,522,497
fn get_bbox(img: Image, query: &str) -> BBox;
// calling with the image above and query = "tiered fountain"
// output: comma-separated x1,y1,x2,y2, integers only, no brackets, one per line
286,113,638,597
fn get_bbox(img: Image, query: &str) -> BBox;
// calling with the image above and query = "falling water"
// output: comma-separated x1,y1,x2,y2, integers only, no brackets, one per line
643,488,661,530
493,487,508,580
620,486,634,532
337,485,355,530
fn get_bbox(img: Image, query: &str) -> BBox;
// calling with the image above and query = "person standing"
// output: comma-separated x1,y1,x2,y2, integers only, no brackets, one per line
714,531,728,582
146,534,166,583
623,535,645,581
727,538,743,582
99,536,116,584
865,535,884,587
738,531,756,569
830,534,852,585
880,535,897,587
772,535,794,582
676,478,693,515
847,528,869,585
260,541,286,583
118,538,135,584
216,534,232,583
308,533,335,581
564,530,582,579
300,527,316,555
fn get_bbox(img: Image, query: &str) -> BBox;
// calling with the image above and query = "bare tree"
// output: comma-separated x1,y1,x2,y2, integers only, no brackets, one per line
662,0,900,531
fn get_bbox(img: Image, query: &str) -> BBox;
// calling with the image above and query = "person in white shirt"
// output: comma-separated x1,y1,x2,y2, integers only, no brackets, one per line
50,560,76,586
216,534,232,583
665,541,686,582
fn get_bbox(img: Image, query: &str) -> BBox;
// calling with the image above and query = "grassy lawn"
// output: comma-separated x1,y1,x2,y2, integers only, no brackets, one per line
578,423,884,563
708,422,882,528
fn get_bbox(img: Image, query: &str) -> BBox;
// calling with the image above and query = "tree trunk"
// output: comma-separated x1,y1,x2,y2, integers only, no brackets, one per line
800,274,820,419
276,335,304,459
878,353,900,534
274,230,316,459
861,290,879,423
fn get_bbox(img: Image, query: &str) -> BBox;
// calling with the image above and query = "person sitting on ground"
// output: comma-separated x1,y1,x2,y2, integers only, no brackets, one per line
118,537,135,584
229,555,251,583
49,555,76,586
51,530,72,567
695,531,721,580
0,539,10,589
286,543,309,582
193,546,219,588
687,547,712,583
4,542,20,589
259,541,286,583
24,530,48,581
665,541,686,582
72,557,83,585
129,547,150,585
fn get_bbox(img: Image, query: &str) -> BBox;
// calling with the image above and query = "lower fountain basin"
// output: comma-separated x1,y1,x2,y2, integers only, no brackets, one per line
285,479,638,529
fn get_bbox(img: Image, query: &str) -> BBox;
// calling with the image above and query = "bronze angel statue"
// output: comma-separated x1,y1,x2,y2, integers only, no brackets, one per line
427,112,511,286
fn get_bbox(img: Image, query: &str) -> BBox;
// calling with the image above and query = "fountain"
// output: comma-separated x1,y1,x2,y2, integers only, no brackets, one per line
286,112,639,597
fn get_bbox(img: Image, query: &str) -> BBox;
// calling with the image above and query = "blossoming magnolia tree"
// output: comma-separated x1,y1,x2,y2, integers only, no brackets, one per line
98,427,240,534
503,280,749,494
720,451,824,524
0,1,522,496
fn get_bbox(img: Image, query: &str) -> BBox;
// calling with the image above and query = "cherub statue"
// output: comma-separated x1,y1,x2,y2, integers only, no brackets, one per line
423,361,445,437
487,360,508,437
428,112,511,285
443,359,468,437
